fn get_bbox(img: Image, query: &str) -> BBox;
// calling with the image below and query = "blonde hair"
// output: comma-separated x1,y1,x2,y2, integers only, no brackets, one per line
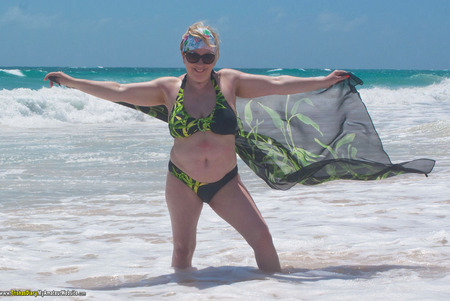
180,22,220,59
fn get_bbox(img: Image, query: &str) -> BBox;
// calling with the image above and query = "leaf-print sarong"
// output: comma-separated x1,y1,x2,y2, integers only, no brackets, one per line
118,74,435,190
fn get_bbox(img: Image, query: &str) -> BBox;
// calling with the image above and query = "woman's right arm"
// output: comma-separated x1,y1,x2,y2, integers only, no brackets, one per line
44,71,173,107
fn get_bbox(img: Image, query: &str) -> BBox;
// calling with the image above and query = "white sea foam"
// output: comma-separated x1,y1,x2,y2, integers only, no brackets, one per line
0,68,25,77
357,79,450,147
360,78,450,106
1,164,448,299
0,87,159,128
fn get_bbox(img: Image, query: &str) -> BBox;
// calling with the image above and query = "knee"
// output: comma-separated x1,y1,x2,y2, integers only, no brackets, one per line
172,242,196,264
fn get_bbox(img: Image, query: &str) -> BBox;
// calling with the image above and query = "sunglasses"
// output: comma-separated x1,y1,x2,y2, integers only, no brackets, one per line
184,52,216,64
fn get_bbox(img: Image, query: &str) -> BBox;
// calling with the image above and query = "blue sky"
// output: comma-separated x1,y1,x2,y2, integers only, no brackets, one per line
0,0,448,69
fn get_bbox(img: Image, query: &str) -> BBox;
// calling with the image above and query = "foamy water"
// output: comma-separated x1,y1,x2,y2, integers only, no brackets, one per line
1,70,449,300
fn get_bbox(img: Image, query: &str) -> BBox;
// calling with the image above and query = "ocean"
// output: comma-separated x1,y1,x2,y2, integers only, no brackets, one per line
1,67,449,300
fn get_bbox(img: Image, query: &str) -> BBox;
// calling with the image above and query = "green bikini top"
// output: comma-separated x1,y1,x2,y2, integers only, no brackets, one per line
168,72,237,138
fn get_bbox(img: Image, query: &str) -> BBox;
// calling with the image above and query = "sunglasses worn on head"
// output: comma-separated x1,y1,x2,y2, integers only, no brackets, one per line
184,52,216,64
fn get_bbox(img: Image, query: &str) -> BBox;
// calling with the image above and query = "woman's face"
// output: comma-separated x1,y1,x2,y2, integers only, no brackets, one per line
182,48,217,80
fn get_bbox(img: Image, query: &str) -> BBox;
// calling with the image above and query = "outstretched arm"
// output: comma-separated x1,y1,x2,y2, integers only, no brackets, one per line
44,71,172,107
222,69,349,99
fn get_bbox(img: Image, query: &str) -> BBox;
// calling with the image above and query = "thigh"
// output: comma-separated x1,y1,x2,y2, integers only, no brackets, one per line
165,172,204,246
208,174,269,245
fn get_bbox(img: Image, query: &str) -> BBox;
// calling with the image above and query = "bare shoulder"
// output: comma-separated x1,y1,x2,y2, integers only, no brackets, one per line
149,76,182,97
152,76,183,107
215,68,246,90
216,68,244,80
216,69,272,98
217,68,267,85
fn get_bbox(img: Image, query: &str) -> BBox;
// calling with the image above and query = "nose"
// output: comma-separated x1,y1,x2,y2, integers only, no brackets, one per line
195,59,206,65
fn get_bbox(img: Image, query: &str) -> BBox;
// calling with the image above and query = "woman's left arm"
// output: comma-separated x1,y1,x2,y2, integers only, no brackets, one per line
223,69,348,99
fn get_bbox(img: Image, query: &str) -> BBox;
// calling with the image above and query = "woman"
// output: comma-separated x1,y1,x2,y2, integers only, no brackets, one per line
45,22,348,273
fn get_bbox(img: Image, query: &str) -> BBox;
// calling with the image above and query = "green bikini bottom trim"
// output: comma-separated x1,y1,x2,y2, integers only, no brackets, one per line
168,161,238,203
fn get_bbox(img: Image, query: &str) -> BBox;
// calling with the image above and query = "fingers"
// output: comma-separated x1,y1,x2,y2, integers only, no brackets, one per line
333,70,349,77
332,70,350,83
44,75,54,88
43,72,57,82
324,70,345,85
44,72,62,88
48,76,61,85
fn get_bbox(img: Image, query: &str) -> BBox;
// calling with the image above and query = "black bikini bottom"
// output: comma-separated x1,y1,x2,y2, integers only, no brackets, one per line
168,161,238,203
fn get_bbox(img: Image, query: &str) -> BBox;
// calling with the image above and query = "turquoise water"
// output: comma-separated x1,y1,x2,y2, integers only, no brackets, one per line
1,67,449,90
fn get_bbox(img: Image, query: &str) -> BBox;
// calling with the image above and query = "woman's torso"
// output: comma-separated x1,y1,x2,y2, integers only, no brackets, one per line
163,71,238,182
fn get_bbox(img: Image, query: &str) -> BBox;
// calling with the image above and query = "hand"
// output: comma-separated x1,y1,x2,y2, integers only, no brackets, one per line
44,71,75,88
324,70,349,86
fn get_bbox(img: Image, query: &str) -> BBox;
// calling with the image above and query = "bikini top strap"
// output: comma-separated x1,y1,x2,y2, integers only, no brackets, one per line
180,74,188,89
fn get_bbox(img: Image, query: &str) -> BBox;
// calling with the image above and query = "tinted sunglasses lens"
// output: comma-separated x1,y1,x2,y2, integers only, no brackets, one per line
185,52,215,64
202,54,215,64
185,52,200,63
